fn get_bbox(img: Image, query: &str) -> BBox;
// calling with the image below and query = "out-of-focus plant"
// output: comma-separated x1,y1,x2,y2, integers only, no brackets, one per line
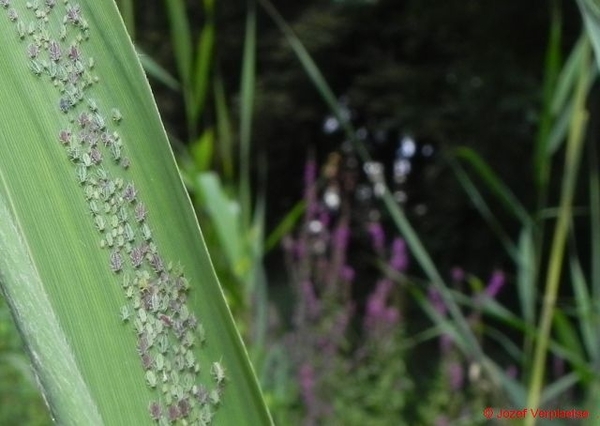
274,156,412,425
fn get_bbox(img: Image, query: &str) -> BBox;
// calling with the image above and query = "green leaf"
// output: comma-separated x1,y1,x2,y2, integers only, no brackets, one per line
0,2,271,425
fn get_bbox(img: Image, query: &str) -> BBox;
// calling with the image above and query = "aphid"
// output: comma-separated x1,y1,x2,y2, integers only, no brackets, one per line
100,181,115,200
134,318,144,335
25,1,34,8
91,114,105,132
109,143,121,161
65,3,81,24
59,97,70,112
119,305,130,322
134,202,147,222
109,215,119,229
86,98,98,112
26,44,38,59
0,1,9,10
123,223,135,242
81,152,92,168
167,404,181,422
88,56,94,69
109,250,123,272
66,45,80,63
209,389,221,406
137,334,149,355
115,205,127,223
94,215,106,232
89,148,102,165
182,330,194,348
148,402,162,421
75,165,87,184
30,60,43,77
138,307,147,324
48,40,61,62
58,129,71,145
120,157,131,169
178,305,190,322
111,108,122,123
141,223,152,241
211,361,226,385
35,9,47,20
104,232,114,247
171,384,184,402
16,20,25,39
125,285,134,299
149,253,164,273
84,185,95,201
154,353,165,371
27,21,36,35
130,246,144,268
156,334,168,354
178,398,191,418
59,24,67,40
145,370,157,388
122,183,137,203
46,0,56,8
77,111,90,128
184,351,195,370
7,8,17,22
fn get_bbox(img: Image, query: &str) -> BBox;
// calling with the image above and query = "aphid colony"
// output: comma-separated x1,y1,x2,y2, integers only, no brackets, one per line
5,2,226,424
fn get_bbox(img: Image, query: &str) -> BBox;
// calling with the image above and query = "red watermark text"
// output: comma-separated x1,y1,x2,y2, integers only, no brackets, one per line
483,407,589,421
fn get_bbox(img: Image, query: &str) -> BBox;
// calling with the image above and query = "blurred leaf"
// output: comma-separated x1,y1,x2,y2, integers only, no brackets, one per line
191,129,215,172
136,47,181,92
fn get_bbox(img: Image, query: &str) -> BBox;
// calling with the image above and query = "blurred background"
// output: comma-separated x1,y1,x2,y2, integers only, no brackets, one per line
2,0,597,424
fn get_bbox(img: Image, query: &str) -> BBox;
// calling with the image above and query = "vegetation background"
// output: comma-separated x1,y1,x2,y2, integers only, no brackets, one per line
2,0,599,425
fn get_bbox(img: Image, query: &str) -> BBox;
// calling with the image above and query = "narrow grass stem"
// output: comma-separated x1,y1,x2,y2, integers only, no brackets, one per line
525,38,590,425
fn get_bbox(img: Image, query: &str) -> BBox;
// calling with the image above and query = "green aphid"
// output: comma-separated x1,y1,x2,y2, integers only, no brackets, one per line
29,60,43,76
111,108,122,123
120,305,130,322
211,361,226,385
88,200,100,216
76,165,87,184
94,215,105,232
145,371,157,388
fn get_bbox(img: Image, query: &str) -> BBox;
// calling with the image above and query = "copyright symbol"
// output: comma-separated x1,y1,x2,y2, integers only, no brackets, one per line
483,407,494,419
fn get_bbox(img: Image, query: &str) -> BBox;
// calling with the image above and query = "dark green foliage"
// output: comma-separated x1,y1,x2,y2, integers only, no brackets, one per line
0,298,51,426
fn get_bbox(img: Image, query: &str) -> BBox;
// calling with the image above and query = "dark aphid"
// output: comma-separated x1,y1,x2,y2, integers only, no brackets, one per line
141,353,153,370
130,246,144,268
109,250,123,273
7,8,17,22
65,3,81,24
77,111,90,128
59,97,70,113
178,398,191,418
167,404,181,422
46,0,56,8
148,401,162,421
122,182,137,203
134,202,147,222
58,129,71,145
90,148,102,165
0,1,10,10
68,44,81,62
48,40,61,62
149,253,164,273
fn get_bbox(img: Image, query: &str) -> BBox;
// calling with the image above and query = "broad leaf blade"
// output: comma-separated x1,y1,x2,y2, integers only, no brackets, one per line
0,2,271,425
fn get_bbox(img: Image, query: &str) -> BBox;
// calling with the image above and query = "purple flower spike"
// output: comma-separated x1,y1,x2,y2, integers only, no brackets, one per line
389,238,408,272
485,270,505,299
450,266,465,283
367,222,385,252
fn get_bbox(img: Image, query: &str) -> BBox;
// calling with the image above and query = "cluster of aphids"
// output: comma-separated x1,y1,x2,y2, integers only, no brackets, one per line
3,1,226,424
